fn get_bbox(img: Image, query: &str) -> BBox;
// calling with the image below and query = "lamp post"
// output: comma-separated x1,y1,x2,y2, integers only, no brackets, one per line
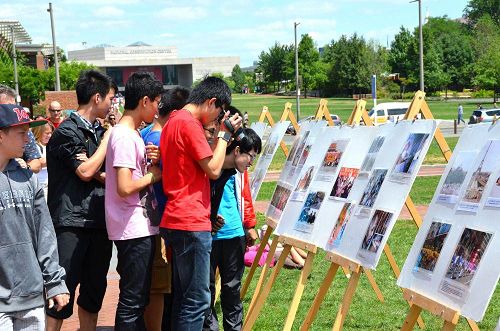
410,0,424,92
294,22,300,120
47,2,61,91
10,25,19,97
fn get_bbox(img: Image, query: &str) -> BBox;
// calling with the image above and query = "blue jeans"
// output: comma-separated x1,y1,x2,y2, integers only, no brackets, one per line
161,229,212,330
114,236,155,331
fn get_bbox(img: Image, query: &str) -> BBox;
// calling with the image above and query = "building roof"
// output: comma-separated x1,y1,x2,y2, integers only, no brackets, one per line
128,41,151,47
0,20,32,44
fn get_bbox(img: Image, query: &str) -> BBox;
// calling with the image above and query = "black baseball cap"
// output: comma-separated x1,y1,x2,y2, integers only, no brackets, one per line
0,104,47,129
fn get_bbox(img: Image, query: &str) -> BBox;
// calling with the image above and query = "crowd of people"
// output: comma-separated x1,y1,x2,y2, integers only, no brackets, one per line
0,70,263,331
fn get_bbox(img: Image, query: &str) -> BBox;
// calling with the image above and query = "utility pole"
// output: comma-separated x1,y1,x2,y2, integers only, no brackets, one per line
411,0,424,92
294,22,300,120
47,2,61,91
10,25,19,97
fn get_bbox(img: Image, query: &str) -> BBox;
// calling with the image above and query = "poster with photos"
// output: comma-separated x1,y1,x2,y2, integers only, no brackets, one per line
485,175,500,208
329,167,359,200
290,131,310,166
390,133,430,183
458,140,500,213
413,220,452,278
316,139,350,182
437,151,478,205
294,191,326,234
359,169,388,208
267,184,293,220
327,203,355,248
357,209,395,267
290,166,316,201
250,168,266,200
359,136,386,176
440,228,493,301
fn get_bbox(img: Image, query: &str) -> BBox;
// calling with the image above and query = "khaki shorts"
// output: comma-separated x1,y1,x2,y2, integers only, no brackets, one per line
150,235,171,294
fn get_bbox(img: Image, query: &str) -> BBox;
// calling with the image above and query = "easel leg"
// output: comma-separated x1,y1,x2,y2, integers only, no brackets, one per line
362,268,384,302
246,236,279,318
332,268,362,331
401,304,422,331
241,225,273,299
283,251,316,331
384,244,425,328
442,320,458,331
465,318,480,331
243,244,291,331
215,268,221,303
300,263,340,331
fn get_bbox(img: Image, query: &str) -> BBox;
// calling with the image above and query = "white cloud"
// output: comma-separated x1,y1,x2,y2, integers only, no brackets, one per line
93,6,125,17
156,6,208,20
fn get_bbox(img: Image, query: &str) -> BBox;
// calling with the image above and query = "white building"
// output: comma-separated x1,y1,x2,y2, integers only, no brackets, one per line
68,42,239,89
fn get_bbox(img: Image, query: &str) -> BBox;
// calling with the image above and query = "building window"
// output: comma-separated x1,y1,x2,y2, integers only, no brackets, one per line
162,65,178,85
106,68,124,86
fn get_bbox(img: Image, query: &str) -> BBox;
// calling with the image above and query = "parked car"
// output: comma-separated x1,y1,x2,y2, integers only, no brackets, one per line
286,114,342,135
468,109,500,124
368,102,412,125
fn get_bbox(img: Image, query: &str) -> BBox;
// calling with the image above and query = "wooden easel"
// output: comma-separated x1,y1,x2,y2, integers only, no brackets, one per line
300,91,479,330
243,100,388,330
314,99,336,126
401,289,462,331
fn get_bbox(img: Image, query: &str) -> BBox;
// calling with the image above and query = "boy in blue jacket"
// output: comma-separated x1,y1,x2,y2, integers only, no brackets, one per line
0,104,69,330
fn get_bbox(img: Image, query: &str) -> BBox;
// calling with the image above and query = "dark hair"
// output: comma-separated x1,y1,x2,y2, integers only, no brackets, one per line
124,72,164,110
159,87,190,117
226,105,242,117
187,76,231,109
75,70,114,105
226,128,262,155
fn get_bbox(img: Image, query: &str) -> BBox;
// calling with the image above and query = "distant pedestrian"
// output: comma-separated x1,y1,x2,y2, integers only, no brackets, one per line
457,104,465,125
477,103,483,110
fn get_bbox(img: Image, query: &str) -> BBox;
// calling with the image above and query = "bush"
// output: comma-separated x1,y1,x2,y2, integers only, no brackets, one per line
472,89,494,98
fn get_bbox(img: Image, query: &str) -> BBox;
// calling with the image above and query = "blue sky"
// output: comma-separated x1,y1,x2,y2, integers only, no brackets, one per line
4,0,468,67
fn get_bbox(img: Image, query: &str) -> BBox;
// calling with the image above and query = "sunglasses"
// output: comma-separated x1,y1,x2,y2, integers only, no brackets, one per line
49,109,63,112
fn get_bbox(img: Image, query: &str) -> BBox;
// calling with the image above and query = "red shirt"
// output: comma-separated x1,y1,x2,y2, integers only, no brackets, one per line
160,109,213,231
47,118,63,129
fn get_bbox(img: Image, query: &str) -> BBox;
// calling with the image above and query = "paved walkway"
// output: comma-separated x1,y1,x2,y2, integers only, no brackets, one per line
61,164,444,330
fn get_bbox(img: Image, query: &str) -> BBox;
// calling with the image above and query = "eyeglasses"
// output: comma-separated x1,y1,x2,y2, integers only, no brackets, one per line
49,109,63,112
242,151,257,161
204,127,216,136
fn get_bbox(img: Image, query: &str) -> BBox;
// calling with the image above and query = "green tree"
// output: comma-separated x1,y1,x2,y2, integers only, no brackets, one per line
472,15,500,90
231,64,246,93
257,42,293,92
294,34,327,98
464,0,500,26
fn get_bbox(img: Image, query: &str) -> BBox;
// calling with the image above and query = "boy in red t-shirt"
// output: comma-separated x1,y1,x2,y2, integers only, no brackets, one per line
160,77,242,329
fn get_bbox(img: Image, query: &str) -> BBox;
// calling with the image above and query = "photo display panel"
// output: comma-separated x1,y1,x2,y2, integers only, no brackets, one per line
266,121,328,222
274,125,379,244
250,121,290,200
249,122,268,139
318,120,437,269
398,123,500,321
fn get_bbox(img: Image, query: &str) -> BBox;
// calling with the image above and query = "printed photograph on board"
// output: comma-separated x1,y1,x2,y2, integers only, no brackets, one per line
437,151,478,204
460,140,500,205
269,184,292,212
327,203,355,247
485,175,500,208
360,136,386,173
330,167,359,200
287,131,310,162
413,221,452,273
390,133,430,181
291,132,310,166
250,168,266,198
440,228,493,299
319,140,349,173
359,169,388,208
359,210,393,254
294,191,326,233
295,166,315,192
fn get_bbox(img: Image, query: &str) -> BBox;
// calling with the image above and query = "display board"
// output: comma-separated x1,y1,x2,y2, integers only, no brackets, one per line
274,125,378,243
249,121,289,200
266,121,327,221
317,120,437,269
398,123,500,321
249,122,267,139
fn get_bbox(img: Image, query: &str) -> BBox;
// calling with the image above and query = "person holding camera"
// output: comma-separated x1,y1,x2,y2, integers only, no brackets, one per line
160,77,242,329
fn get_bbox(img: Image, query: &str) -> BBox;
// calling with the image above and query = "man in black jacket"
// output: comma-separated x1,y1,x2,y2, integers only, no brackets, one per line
46,70,115,331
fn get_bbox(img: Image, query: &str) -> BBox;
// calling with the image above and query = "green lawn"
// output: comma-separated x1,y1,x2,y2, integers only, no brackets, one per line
231,94,482,124
238,215,500,330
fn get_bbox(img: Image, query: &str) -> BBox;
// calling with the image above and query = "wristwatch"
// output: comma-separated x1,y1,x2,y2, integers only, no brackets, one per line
217,131,231,142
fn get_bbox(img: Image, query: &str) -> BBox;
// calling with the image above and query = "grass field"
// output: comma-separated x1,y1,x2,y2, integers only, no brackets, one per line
239,215,500,330
230,94,484,124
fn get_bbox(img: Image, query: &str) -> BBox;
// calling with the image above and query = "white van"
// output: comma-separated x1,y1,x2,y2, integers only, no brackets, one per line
368,102,411,125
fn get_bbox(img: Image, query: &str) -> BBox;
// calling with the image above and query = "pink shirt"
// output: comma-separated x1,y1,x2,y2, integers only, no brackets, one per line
105,124,159,240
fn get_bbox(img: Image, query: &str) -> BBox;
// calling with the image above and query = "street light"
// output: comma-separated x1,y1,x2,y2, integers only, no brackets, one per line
294,22,300,120
410,0,424,92
9,25,19,97
47,2,61,91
